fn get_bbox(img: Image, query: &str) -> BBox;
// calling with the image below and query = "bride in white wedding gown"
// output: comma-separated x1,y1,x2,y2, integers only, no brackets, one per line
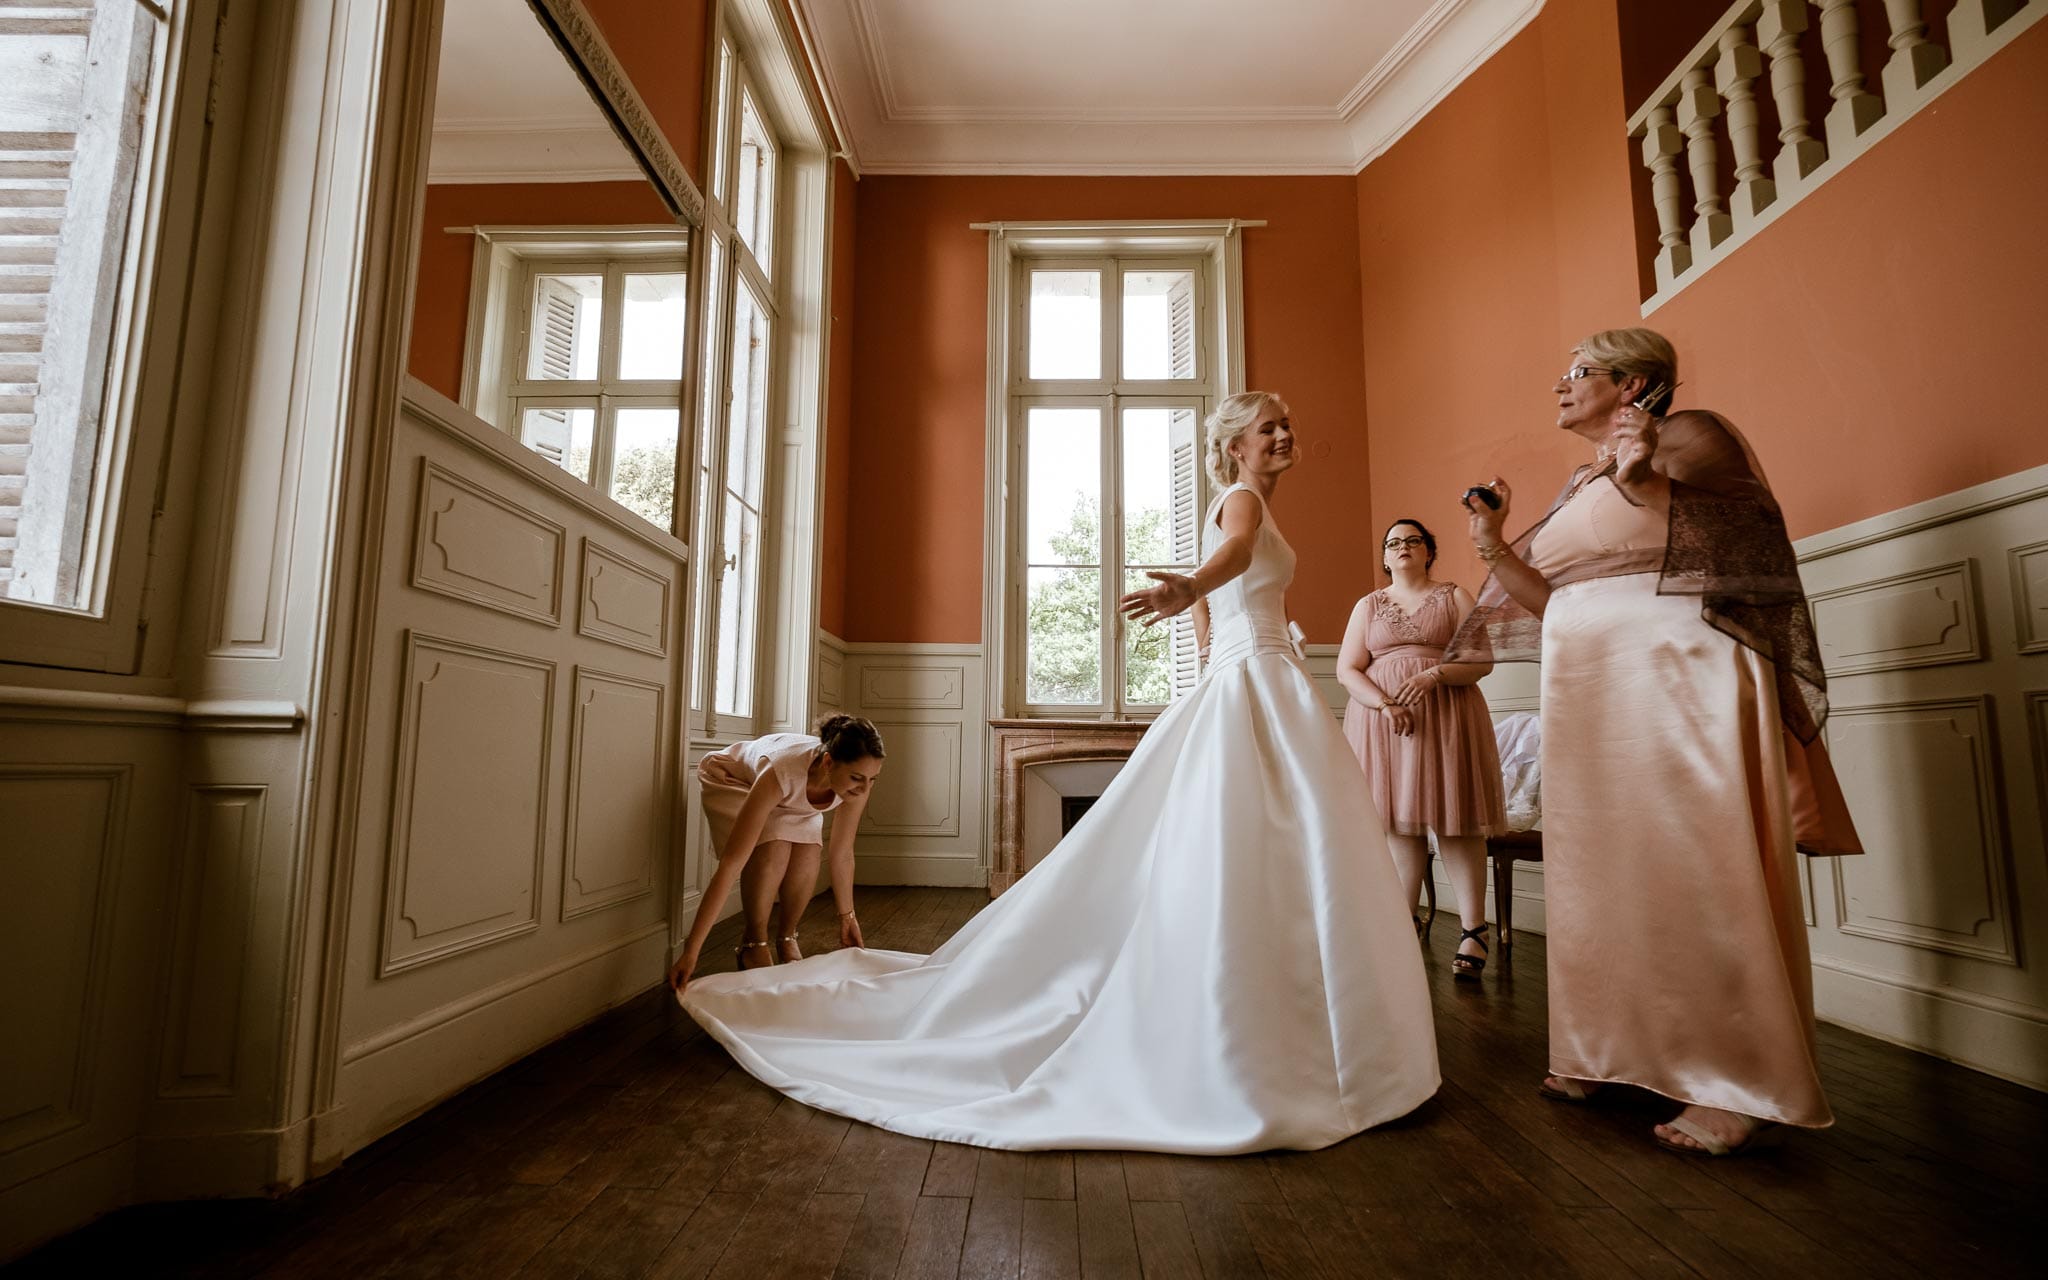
678,391,1439,1153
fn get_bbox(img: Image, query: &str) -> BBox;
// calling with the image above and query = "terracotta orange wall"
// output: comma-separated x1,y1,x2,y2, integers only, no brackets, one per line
1358,0,2048,596
406,180,673,402
581,0,713,186
842,175,1374,645
819,159,857,638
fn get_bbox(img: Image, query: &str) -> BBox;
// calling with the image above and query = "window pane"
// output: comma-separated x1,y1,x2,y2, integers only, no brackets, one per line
618,272,686,380
518,407,595,481
1122,270,1197,380
724,280,770,502
1121,406,1200,567
1027,567,1100,705
689,238,724,714
715,498,760,717
526,273,600,380
735,87,776,274
3,4,165,611
1123,568,1173,705
1025,407,1100,566
1027,271,1100,380
609,408,680,530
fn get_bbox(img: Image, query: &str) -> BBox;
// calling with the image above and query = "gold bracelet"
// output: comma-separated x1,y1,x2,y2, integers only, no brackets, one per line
1474,541,1512,563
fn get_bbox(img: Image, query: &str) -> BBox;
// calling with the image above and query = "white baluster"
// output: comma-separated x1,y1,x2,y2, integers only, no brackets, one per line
1715,25,1776,224
1949,0,2026,62
1881,0,1950,102
1677,68,1732,256
1813,0,1886,151
1642,103,1693,290
1757,0,1828,189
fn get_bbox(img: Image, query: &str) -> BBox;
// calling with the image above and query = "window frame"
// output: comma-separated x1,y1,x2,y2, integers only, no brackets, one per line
454,224,692,516
982,222,1253,723
0,0,216,672
686,26,788,741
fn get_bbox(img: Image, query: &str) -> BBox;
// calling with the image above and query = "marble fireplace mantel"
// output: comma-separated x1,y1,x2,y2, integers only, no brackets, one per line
988,718,1152,896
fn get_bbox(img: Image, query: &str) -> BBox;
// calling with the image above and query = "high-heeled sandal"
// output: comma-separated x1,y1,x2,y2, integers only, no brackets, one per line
1452,924,1489,979
778,933,803,962
735,939,773,969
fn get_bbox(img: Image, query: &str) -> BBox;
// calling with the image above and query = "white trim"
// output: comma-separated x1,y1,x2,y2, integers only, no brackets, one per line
797,0,1542,176
838,640,983,657
1794,463,2048,563
0,686,302,731
1813,955,2048,1093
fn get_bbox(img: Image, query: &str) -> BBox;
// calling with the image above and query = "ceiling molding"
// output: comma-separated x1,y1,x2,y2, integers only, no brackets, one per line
427,123,646,184
795,0,1546,176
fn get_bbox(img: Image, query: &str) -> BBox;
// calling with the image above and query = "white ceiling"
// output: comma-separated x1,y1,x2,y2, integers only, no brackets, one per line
797,0,1545,174
428,0,643,183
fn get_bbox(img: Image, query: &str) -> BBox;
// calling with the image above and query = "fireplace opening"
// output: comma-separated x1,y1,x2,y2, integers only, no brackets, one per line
1060,795,1099,835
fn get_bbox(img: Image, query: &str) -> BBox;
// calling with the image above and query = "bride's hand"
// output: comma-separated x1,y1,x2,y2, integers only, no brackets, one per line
1388,668,1441,706
1119,571,1199,626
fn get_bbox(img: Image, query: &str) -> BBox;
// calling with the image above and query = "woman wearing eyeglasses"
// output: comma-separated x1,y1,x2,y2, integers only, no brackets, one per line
1337,518,1505,978
1447,327,1861,1157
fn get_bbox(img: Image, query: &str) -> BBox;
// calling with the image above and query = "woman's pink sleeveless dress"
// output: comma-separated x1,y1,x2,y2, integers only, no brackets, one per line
1341,583,1506,838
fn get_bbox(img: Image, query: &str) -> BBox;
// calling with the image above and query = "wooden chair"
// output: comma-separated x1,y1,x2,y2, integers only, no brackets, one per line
1486,830,1542,970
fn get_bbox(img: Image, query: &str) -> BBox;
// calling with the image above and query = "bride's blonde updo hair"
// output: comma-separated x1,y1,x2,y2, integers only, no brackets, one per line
1204,391,1288,487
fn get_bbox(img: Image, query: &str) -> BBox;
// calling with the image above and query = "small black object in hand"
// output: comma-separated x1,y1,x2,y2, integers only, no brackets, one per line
1463,485,1501,510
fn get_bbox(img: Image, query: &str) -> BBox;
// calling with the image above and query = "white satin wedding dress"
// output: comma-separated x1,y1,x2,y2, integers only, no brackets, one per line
679,483,1439,1152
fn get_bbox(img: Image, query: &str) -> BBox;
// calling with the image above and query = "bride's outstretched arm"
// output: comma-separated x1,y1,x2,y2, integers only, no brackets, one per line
1120,490,1261,625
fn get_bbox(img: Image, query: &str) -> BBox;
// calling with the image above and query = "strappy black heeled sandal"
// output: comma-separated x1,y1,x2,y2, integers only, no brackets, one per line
1452,923,1490,979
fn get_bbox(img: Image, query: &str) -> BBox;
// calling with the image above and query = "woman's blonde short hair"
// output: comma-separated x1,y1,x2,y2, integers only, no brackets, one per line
1574,328,1678,414
1204,391,1288,487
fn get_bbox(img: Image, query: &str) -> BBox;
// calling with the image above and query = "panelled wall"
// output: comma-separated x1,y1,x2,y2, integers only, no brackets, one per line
323,386,684,1158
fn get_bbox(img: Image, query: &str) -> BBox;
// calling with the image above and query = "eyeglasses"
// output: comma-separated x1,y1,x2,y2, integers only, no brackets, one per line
1561,365,1616,382
1383,536,1428,551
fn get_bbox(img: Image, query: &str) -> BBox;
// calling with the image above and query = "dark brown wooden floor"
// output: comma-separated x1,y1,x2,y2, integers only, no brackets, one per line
11,886,2044,1278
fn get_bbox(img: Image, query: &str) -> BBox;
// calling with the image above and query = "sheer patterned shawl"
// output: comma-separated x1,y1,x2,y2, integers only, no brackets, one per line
1445,410,1862,855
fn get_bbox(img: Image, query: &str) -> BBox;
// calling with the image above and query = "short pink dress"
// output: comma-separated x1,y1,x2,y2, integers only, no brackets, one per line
698,733,841,851
1341,584,1506,838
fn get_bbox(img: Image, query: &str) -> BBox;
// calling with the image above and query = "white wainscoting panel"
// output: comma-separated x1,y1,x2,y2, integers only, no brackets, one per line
1827,697,2015,964
1809,560,1981,675
382,634,553,973
158,786,266,1098
2010,539,2048,654
0,768,126,1156
561,669,663,920
410,459,565,627
838,643,986,887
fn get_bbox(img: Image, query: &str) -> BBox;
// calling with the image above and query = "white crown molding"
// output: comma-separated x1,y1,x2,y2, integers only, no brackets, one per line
796,0,1546,176
426,122,646,184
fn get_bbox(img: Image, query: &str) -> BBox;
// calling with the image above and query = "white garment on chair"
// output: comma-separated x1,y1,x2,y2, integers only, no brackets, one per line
679,482,1440,1153
1494,712,1542,833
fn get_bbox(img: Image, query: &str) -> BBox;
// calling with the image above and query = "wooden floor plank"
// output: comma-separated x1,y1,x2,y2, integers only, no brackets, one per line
16,893,2043,1280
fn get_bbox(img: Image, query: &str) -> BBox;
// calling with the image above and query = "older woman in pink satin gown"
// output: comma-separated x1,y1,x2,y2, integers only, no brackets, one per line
1448,328,1860,1157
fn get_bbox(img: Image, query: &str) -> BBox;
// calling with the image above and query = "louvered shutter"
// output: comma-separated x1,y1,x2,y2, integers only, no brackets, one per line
1168,411,1200,698
518,277,584,465
1166,273,1196,380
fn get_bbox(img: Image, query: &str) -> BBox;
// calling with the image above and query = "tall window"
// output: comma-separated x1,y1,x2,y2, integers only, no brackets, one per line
1009,254,1219,718
2,1,169,616
507,257,687,529
690,37,782,730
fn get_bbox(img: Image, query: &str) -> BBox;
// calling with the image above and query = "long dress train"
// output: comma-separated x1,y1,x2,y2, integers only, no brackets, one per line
679,482,1439,1152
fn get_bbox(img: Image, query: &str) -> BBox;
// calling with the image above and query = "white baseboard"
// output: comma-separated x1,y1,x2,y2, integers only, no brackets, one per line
134,1116,311,1201
1812,956,2048,1092
0,1136,134,1262
321,925,670,1163
854,853,986,888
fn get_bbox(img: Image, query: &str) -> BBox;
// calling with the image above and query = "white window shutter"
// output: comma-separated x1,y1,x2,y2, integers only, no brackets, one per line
1167,273,1196,380
533,276,584,380
1168,416,1200,698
